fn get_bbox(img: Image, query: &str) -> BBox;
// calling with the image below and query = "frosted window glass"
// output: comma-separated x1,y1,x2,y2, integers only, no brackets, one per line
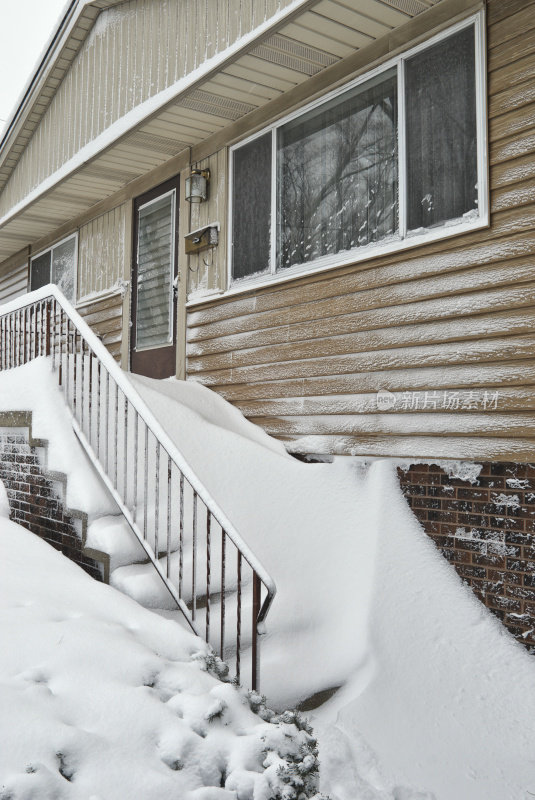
232,133,271,280
406,27,477,231
136,193,174,349
52,238,76,301
277,70,398,270
31,238,76,301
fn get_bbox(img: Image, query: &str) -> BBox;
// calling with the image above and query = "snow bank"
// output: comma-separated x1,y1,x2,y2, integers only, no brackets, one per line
126,375,535,800
0,520,321,799
316,461,535,800
0,358,117,518
141,374,288,457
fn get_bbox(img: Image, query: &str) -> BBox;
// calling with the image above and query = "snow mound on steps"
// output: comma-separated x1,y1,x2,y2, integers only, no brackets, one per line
0,358,117,518
126,373,376,708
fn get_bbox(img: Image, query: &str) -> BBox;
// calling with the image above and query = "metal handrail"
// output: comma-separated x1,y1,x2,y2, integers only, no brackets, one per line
0,285,276,689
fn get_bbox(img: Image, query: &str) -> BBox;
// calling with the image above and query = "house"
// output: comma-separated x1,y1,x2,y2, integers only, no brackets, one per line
0,0,535,661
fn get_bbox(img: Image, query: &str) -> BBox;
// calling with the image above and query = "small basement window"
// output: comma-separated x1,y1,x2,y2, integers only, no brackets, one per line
30,235,77,302
229,14,486,286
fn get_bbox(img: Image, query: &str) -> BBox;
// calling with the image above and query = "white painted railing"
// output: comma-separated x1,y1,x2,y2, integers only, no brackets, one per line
0,285,276,689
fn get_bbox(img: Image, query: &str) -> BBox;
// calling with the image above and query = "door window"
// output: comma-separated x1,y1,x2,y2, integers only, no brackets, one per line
135,191,176,350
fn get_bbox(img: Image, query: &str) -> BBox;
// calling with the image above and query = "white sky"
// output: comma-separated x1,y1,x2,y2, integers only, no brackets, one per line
0,0,68,133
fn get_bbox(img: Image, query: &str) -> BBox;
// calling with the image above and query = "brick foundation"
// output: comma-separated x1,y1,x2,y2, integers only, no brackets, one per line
398,461,535,651
0,429,103,581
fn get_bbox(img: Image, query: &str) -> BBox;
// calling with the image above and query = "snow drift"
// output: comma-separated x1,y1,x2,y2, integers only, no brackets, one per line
1,360,535,798
0,516,322,800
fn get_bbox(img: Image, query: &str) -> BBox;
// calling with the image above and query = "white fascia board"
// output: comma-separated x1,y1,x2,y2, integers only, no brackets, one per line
0,0,315,232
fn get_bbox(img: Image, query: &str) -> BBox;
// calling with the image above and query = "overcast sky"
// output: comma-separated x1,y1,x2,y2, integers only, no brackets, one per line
0,0,68,132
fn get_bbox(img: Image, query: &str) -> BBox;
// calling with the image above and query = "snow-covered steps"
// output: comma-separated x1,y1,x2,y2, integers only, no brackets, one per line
0,410,109,581
111,553,258,666
0,351,369,708
0,289,276,691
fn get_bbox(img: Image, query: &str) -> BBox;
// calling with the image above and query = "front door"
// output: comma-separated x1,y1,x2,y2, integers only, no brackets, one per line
130,177,179,379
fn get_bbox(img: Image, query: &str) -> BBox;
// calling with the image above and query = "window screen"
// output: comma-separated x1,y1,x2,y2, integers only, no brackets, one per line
30,252,51,293
232,133,272,280
405,26,477,231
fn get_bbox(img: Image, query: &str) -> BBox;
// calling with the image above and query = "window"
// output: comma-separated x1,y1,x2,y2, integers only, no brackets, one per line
230,16,486,285
30,235,77,302
135,190,176,350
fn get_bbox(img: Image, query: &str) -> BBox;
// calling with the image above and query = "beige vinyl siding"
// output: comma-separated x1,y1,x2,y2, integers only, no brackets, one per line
187,149,228,298
186,0,535,460
77,291,123,362
77,204,127,300
0,261,27,306
0,0,295,221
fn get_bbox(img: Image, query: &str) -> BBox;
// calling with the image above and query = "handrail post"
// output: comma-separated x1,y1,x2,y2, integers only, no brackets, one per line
252,572,261,691
45,300,51,357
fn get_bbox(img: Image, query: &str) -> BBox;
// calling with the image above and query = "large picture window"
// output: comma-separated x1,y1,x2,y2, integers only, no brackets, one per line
230,16,486,285
30,235,77,302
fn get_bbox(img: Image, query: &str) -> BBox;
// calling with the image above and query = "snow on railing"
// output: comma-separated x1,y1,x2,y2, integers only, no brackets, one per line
0,286,275,690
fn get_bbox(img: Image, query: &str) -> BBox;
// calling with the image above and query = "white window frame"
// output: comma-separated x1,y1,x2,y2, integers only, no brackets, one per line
227,12,488,294
30,233,78,301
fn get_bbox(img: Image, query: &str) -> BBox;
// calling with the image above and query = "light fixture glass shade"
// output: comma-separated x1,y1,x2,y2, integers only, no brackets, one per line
185,170,208,203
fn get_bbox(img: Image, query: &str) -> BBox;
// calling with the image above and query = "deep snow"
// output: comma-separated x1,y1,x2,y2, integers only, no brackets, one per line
314,462,535,800
0,515,322,800
1,360,535,798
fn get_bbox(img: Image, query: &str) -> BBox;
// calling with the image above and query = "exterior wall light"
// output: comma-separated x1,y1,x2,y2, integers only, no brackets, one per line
185,168,210,203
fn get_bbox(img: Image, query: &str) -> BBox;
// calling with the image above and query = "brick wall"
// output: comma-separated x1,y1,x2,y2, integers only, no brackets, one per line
398,462,535,651
0,429,104,581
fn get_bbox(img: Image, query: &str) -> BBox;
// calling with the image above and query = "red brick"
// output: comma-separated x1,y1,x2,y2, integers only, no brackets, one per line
457,564,487,579
0,434,101,583
398,459,535,653
507,558,535,573
472,553,506,568
457,487,489,501
488,595,521,612
505,584,535,601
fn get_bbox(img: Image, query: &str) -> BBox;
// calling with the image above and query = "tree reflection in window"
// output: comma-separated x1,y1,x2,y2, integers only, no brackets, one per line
230,22,482,283
277,70,398,270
